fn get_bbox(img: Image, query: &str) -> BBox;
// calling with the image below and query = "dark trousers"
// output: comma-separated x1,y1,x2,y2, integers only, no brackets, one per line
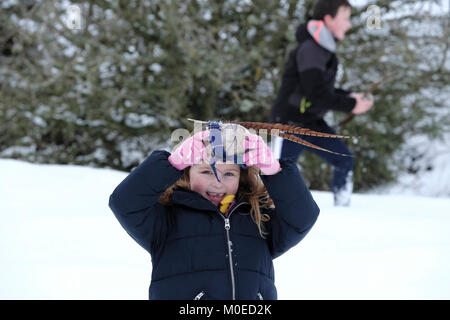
280,121,354,193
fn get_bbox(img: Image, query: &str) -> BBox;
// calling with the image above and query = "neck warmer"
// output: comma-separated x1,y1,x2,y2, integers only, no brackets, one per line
307,20,336,53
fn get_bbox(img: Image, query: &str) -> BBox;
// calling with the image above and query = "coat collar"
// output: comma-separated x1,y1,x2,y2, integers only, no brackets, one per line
170,188,249,213
306,20,337,53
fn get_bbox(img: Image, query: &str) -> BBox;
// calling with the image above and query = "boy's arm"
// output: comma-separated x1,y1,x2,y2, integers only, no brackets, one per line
335,88,351,96
296,40,356,113
261,159,320,259
109,150,183,253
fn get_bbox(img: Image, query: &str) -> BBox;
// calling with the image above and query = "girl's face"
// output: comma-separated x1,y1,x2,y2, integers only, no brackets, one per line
324,5,352,40
189,162,240,206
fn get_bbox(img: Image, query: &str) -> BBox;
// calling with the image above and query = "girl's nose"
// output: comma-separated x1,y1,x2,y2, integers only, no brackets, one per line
211,175,223,186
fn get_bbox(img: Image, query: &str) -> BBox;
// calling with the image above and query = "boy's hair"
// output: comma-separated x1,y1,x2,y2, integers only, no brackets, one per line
312,0,352,20
158,166,273,238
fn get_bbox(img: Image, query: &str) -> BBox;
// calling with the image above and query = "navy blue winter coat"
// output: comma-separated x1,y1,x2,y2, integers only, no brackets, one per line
109,150,319,300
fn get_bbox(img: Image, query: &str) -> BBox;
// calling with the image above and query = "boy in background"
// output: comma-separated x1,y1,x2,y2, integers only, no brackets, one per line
271,0,373,206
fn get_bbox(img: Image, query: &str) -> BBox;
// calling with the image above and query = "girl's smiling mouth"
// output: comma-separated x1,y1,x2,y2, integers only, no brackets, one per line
206,192,226,203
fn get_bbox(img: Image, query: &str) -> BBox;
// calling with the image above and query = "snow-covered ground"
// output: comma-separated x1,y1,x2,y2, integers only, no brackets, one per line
1,158,449,300
374,134,450,198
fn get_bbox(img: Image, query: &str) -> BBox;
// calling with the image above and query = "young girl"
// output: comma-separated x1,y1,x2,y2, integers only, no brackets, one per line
109,123,320,300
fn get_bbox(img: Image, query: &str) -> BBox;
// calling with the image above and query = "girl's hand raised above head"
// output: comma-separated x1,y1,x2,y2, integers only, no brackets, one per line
243,134,281,175
168,130,210,170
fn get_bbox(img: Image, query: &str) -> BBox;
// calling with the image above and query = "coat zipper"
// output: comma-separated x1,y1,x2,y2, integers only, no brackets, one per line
224,217,235,300
220,202,246,300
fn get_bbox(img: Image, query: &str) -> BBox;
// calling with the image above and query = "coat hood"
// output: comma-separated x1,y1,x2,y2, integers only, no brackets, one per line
295,22,310,44
170,188,250,213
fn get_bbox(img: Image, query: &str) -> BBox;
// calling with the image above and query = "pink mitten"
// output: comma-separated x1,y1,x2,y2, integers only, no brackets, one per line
168,130,210,170
243,134,281,175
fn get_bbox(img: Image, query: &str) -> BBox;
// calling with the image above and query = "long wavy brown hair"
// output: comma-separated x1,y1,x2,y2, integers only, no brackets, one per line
158,165,274,238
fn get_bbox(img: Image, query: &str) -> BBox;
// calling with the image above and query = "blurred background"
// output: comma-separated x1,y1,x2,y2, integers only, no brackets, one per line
1,0,449,193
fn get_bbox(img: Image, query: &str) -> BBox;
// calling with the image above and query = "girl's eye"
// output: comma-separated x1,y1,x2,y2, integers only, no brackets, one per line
201,170,213,175
224,172,235,177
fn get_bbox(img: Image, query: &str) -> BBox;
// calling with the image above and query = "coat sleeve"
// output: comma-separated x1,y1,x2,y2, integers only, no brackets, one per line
108,150,183,254
261,159,320,259
296,40,356,113
335,88,351,96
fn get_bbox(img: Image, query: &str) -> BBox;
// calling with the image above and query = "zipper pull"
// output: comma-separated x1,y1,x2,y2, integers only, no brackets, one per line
224,218,230,230
194,291,205,300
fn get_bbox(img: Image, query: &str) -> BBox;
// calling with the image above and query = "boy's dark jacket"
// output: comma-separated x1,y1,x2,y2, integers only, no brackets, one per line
271,22,356,129
109,150,320,300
